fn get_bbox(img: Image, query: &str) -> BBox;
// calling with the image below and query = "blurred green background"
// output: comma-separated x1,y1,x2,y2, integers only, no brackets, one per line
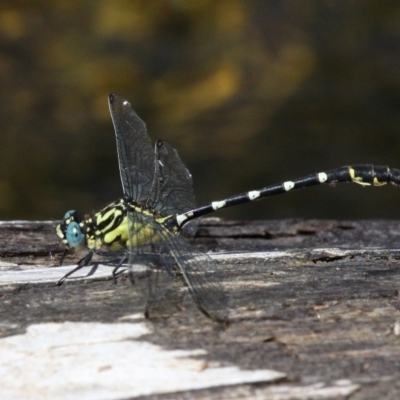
1,1,400,221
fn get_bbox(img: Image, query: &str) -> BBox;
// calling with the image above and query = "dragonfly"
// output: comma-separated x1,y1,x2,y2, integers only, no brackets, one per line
56,94,228,322
56,93,400,322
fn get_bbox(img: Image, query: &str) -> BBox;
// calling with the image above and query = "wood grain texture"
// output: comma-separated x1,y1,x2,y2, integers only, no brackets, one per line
1,219,400,399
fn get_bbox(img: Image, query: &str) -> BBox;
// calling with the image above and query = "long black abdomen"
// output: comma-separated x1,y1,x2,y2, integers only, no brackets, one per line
175,165,400,228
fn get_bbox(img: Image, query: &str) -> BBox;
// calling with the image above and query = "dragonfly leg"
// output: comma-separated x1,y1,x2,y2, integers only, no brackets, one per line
112,254,128,284
57,250,94,286
59,249,69,266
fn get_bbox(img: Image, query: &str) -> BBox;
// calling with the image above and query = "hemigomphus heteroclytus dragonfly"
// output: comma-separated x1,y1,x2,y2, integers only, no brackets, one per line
57,93,400,323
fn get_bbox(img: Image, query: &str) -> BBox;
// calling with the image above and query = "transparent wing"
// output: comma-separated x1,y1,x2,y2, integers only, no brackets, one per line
147,140,198,232
108,93,155,202
126,209,177,317
126,209,228,322
160,231,229,323
141,265,186,321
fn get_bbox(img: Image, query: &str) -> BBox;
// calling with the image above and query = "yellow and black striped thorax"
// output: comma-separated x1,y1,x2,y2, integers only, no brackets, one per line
56,198,177,252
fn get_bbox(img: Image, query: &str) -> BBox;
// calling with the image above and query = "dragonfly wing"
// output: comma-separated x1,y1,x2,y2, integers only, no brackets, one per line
126,209,182,318
147,140,197,216
156,225,229,323
109,93,155,202
126,209,228,322
143,268,186,320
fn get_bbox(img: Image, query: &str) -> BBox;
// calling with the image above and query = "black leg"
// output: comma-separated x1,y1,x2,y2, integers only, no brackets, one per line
59,249,69,266
112,254,128,284
57,250,94,286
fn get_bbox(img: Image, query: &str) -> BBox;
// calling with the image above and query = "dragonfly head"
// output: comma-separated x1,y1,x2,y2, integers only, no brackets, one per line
56,210,86,249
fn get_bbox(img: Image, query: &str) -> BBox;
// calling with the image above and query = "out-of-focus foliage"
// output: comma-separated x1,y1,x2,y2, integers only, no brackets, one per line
0,1,400,220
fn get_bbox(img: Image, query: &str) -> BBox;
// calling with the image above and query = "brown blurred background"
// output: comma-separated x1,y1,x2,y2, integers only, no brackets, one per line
1,1,400,221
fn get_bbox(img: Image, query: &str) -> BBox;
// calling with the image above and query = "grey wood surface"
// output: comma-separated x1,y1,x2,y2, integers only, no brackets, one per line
1,219,400,399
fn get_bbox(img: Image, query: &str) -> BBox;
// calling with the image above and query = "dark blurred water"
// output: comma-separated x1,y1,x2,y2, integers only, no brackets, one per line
0,1,400,220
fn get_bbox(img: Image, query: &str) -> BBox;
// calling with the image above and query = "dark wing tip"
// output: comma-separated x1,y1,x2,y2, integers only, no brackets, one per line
108,93,131,109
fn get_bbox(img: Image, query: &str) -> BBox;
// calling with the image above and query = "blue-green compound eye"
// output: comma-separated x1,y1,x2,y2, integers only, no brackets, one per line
65,221,85,248
63,210,77,220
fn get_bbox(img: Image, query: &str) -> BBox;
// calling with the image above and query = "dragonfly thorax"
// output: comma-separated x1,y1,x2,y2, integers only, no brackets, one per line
57,198,179,252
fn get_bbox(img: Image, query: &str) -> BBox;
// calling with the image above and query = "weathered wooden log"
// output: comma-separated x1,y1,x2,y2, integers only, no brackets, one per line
1,219,399,399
